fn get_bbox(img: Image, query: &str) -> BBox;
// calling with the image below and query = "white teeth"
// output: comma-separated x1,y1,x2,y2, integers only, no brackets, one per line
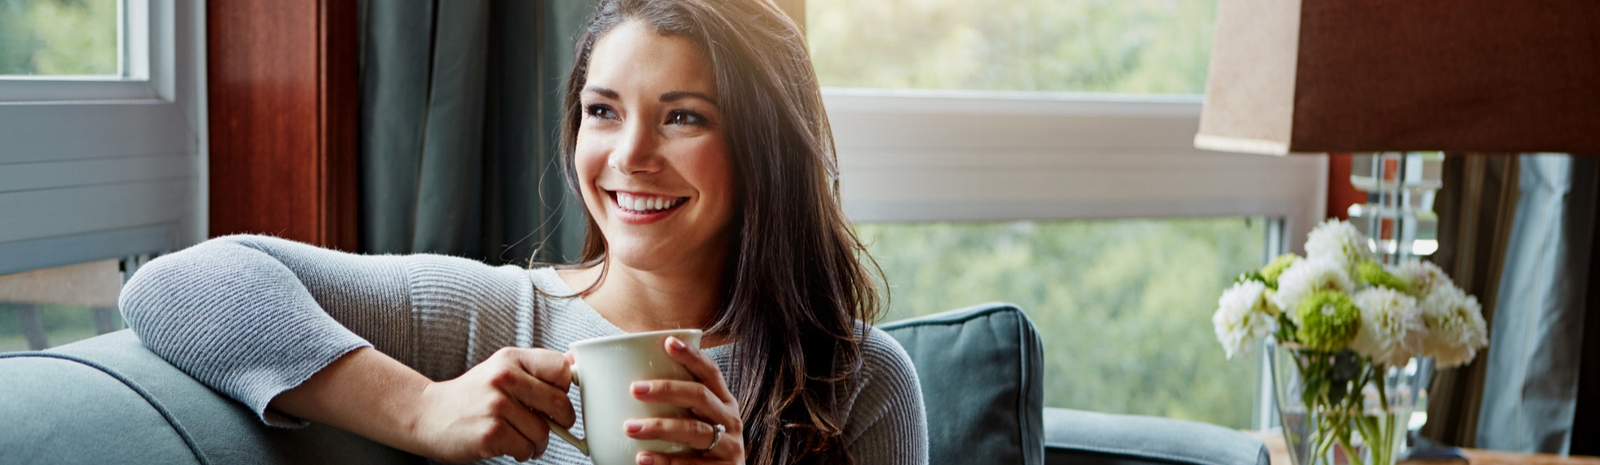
616,193,678,213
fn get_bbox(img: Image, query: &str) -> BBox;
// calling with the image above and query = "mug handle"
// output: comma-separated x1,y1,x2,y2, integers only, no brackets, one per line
542,364,589,456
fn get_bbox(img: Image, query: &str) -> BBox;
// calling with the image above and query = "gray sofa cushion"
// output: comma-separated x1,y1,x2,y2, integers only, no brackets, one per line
0,330,420,465
1044,407,1269,465
882,303,1045,465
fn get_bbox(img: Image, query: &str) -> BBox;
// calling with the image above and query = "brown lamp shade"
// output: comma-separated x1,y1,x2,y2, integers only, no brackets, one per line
1195,0,1600,155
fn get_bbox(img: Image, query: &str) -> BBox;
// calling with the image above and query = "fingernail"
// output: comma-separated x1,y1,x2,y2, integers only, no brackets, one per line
637,452,655,465
625,420,643,433
632,381,651,395
669,337,687,350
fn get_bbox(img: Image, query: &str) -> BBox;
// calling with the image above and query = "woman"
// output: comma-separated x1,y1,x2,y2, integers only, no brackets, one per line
119,0,927,464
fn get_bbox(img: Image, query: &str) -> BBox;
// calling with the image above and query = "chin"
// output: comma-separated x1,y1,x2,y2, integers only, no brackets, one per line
604,240,676,272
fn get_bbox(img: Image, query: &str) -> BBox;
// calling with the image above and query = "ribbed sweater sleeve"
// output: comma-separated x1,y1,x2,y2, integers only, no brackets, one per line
119,234,531,427
846,327,930,465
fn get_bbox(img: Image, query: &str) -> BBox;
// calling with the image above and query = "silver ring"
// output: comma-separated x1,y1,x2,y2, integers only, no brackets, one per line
703,423,726,451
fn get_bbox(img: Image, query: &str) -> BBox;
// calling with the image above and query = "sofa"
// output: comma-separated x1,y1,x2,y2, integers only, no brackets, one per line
0,303,1267,465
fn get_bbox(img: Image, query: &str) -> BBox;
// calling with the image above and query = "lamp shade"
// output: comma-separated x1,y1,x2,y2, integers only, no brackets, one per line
1194,0,1600,156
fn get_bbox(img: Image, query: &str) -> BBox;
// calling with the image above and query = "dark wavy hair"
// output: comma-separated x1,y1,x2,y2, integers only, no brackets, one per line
555,0,882,463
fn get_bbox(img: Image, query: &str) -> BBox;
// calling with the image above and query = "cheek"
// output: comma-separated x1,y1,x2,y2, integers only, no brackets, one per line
573,133,606,188
688,140,736,209
573,133,610,209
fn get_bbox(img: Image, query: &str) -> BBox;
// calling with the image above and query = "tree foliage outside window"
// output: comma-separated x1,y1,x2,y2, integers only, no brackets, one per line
807,0,1217,94
0,0,120,76
857,219,1265,429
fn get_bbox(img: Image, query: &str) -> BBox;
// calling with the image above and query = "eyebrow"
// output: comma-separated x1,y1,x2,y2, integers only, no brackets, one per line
583,86,717,105
583,86,620,99
660,90,717,105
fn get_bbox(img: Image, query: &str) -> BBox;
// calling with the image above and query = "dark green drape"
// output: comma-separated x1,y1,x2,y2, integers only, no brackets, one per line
1423,155,1519,448
358,0,591,265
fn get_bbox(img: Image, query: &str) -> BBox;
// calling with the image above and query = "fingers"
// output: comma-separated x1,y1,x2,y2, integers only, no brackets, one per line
488,348,577,428
623,417,720,448
664,337,733,403
494,404,551,462
631,380,737,429
635,450,732,465
629,418,741,465
635,452,710,465
504,347,574,391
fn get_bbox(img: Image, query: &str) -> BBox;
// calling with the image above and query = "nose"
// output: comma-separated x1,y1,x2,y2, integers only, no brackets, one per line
607,119,661,175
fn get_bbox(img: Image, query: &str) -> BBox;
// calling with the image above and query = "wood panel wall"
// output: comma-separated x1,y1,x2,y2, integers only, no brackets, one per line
1325,153,1363,221
208,0,358,250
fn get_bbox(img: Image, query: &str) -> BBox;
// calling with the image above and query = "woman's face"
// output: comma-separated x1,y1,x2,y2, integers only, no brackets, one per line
575,21,736,275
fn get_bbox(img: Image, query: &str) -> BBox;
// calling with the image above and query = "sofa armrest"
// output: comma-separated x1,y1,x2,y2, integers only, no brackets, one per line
1043,407,1269,465
0,330,422,465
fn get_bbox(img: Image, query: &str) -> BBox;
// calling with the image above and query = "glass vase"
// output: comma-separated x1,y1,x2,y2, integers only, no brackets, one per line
1268,341,1427,465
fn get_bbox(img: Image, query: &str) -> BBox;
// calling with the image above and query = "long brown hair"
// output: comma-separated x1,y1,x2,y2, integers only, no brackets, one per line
555,0,882,463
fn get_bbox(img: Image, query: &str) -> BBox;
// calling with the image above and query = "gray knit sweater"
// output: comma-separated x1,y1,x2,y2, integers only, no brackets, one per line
120,235,928,465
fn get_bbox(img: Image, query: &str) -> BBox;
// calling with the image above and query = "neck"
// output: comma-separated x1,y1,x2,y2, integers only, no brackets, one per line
559,256,726,340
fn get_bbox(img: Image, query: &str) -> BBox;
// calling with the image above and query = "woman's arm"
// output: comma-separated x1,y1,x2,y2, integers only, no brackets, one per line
121,235,395,425
273,345,575,463
120,235,574,462
845,328,930,465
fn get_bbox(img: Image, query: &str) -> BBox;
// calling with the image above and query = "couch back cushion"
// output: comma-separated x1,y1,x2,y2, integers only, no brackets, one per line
881,303,1044,465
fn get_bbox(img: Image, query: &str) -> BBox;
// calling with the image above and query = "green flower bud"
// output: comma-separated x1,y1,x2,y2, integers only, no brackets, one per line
1294,290,1360,352
1356,260,1408,293
1260,254,1299,288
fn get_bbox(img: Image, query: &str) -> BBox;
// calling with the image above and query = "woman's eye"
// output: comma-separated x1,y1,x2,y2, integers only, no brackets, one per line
585,104,617,120
666,110,705,126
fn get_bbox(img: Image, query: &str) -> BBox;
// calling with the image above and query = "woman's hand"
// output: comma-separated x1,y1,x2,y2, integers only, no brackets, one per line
624,336,745,465
411,347,576,463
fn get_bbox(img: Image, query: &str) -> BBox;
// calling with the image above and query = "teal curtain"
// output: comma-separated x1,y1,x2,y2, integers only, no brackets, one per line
358,0,591,264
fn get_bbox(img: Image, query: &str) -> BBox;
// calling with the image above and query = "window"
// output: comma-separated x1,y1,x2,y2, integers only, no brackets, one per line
0,259,127,351
860,218,1265,428
810,0,1326,429
0,0,203,279
0,0,123,77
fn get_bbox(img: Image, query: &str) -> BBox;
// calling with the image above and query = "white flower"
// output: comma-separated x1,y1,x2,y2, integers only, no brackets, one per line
1213,280,1277,359
1389,259,1455,297
1350,287,1425,366
1305,219,1375,269
1419,285,1490,368
1271,258,1356,319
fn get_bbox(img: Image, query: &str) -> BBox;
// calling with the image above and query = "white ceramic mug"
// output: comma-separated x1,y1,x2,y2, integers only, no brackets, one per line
542,329,703,465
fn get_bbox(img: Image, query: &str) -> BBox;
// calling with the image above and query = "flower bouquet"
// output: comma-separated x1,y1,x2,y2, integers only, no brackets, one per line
1212,220,1488,465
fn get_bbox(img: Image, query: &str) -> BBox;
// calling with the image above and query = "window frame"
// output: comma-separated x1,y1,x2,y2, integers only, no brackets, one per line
0,0,205,276
827,88,1328,246
0,0,162,101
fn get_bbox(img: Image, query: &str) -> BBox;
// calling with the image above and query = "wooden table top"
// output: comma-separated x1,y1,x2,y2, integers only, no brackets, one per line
1250,431,1600,465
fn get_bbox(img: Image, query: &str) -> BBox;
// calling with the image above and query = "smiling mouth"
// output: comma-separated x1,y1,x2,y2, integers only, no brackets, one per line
610,191,688,214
